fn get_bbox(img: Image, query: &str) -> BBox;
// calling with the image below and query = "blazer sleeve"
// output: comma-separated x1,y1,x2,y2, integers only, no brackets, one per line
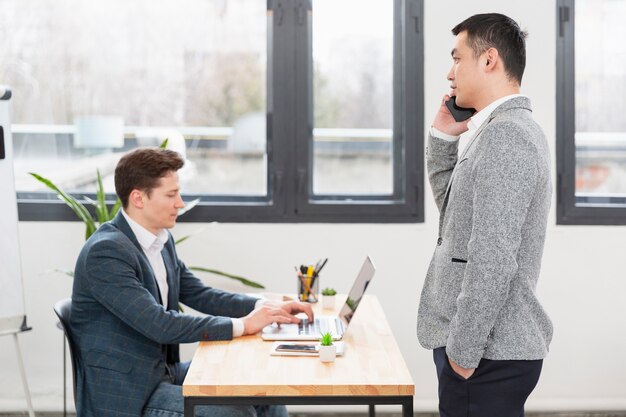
446,122,540,369
84,237,235,344
427,133,460,211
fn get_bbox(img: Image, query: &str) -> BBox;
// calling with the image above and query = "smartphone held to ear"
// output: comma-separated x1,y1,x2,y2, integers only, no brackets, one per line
445,96,476,122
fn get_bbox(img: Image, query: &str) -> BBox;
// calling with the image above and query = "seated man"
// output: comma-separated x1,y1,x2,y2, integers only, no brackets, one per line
70,147,313,417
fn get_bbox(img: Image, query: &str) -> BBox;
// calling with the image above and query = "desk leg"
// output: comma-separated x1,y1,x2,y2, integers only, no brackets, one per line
369,404,375,417
184,398,192,417
401,396,413,417
184,397,200,417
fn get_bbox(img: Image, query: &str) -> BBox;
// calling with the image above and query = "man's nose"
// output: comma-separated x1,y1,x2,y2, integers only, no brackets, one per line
447,66,454,81
176,195,185,208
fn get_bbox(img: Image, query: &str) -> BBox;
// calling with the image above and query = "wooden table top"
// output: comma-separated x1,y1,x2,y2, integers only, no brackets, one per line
183,295,415,397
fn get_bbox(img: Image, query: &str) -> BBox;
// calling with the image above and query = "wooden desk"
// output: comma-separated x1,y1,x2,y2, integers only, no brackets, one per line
183,295,415,417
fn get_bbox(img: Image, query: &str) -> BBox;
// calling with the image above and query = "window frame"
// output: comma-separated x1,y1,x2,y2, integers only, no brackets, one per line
16,0,424,223
556,0,626,225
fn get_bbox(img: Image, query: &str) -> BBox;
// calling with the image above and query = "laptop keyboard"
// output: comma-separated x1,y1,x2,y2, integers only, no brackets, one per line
298,317,344,336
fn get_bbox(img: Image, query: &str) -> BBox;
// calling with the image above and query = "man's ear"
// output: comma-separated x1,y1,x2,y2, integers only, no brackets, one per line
485,48,499,70
128,189,144,209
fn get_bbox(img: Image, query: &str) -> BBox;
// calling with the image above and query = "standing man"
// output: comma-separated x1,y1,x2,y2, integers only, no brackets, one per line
416,13,553,417
71,147,313,417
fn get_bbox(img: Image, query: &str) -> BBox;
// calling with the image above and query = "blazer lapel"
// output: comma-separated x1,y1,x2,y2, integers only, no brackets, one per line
441,118,492,202
111,211,143,253
160,244,177,311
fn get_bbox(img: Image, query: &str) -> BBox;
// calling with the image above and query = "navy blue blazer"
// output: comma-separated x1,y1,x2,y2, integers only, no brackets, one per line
70,212,258,417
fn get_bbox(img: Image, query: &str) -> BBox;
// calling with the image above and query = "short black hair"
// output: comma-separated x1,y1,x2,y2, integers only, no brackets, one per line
115,148,184,209
452,13,527,84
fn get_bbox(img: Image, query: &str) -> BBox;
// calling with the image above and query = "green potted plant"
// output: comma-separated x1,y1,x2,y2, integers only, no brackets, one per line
321,287,337,309
318,331,336,362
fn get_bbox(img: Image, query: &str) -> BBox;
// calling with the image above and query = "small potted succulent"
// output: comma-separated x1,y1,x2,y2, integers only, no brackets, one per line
318,332,336,363
321,287,337,309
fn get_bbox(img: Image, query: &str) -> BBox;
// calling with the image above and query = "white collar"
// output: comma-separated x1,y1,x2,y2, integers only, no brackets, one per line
467,93,525,133
121,209,169,252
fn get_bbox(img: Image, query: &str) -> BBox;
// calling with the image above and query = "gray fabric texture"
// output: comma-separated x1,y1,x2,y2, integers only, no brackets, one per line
417,96,553,369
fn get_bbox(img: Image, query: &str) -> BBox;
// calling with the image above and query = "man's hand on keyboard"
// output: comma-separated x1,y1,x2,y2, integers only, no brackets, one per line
278,300,314,322
241,300,314,335
242,305,301,335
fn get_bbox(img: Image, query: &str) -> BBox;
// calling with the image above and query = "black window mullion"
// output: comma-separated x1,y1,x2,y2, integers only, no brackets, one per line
556,0,578,224
293,0,312,220
269,0,298,220
401,0,424,222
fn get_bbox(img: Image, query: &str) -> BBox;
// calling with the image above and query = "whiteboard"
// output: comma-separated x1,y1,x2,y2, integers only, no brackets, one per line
0,86,27,334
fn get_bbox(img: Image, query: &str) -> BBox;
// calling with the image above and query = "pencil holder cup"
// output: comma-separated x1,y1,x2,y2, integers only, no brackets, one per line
297,273,318,303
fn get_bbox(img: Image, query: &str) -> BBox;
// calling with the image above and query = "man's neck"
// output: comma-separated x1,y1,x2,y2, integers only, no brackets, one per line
123,207,160,236
474,84,520,112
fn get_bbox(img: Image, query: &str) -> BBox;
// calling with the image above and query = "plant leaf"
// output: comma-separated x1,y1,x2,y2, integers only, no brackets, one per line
160,138,169,149
175,235,192,245
30,172,97,239
174,226,205,245
189,266,265,289
178,198,201,217
95,169,108,223
109,198,122,220
54,268,74,277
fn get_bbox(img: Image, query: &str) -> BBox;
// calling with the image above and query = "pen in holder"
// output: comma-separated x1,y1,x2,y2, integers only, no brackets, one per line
297,271,318,303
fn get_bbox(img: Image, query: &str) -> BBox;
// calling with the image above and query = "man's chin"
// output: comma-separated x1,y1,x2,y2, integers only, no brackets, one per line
455,96,468,107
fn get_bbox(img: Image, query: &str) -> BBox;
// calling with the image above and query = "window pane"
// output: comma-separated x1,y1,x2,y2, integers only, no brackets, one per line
1,0,267,197
575,0,626,204
312,0,393,195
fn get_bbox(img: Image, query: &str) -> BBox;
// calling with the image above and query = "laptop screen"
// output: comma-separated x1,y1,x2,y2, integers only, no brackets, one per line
338,256,375,326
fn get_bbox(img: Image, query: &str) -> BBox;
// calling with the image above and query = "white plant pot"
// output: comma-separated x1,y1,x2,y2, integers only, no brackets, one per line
321,295,335,309
318,344,336,363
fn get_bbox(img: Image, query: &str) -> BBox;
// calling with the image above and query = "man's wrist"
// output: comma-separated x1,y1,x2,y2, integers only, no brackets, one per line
430,126,460,142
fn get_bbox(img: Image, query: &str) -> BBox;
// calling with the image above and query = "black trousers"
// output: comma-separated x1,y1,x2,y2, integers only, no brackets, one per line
433,347,543,417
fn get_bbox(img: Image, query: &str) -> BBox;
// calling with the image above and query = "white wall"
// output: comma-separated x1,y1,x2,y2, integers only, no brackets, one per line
2,0,626,412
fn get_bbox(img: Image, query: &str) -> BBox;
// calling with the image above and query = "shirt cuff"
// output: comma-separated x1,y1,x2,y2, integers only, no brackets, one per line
231,318,244,337
430,126,460,142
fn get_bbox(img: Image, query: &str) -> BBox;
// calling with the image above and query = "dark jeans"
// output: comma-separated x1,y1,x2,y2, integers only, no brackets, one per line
143,361,289,417
433,347,543,417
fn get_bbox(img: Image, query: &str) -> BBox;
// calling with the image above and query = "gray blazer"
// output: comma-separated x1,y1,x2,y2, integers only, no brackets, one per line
416,96,553,369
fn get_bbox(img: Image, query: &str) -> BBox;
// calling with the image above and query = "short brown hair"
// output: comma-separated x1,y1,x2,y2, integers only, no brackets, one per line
114,148,184,208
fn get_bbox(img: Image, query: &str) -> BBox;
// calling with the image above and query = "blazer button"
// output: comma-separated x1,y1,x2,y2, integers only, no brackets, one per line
437,237,443,246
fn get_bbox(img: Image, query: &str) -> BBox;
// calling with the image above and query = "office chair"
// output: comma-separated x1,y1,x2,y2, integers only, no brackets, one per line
53,298,78,416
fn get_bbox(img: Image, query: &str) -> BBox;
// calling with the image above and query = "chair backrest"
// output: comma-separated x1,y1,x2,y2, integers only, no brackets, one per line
53,298,78,406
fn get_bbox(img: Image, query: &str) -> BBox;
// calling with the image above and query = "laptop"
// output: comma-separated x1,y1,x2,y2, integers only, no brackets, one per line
261,256,375,341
